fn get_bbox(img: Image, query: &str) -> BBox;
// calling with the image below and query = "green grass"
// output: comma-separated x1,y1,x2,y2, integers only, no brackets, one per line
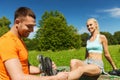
28,45,120,72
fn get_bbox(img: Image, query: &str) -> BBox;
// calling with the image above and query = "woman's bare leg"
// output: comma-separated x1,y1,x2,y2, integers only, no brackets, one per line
70,59,85,71
68,64,101,80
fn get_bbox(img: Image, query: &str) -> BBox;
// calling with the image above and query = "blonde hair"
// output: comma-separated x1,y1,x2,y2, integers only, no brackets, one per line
87,18,100,34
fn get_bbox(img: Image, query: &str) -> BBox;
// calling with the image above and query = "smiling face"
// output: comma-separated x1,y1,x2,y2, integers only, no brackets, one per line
16,16,36,38
86,18,99,34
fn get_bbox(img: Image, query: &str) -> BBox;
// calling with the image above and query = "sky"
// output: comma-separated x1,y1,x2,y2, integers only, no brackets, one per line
1,0,120,38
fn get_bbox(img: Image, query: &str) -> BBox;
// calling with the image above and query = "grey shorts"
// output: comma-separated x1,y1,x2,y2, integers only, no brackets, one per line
84,58,105,74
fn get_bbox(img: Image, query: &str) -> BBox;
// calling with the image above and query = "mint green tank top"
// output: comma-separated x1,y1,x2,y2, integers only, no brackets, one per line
86,34,103,54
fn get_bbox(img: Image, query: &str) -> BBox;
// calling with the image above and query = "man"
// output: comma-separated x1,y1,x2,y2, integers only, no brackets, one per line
0,7,68,80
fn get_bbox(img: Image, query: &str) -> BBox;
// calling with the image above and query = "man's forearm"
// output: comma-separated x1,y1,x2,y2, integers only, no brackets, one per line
29,65,41,74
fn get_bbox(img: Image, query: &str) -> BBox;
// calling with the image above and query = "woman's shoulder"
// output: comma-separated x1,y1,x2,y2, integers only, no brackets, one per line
99,34,107,41
99,34,106,38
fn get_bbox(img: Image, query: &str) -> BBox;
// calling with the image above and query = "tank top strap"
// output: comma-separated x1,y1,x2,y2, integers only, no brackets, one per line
96,34,100,41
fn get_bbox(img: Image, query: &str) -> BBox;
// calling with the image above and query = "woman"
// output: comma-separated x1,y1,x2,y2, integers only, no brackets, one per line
68,18,117,80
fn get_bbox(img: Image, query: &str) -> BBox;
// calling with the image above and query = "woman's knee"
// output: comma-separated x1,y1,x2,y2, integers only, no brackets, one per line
70,59,84,68
70,59,78,67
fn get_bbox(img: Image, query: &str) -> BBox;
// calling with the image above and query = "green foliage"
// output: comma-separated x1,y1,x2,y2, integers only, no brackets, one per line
81,33,89,47
29,45,120,72
0,16,11,36
23,38,38,50
113,31,120,44
0,26,9,36
0,16,11,27
35,11,81,51
39,11,67,27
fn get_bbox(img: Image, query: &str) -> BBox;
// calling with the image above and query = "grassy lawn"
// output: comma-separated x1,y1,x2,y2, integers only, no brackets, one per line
28,45,120,72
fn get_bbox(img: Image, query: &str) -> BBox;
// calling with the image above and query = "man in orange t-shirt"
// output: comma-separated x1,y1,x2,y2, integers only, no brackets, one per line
0,7,68,80
0,31,29,79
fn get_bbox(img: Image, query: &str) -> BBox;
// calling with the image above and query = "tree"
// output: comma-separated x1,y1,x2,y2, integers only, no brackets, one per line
23,38,38,50
81,33,89,47
0,16,11,36
35,11,81,51
113,31,120,44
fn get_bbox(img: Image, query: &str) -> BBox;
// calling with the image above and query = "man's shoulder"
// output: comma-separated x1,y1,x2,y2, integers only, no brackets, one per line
0,32,19,46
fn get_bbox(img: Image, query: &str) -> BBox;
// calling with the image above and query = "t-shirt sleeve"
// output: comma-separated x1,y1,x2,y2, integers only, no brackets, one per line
0,39,18,62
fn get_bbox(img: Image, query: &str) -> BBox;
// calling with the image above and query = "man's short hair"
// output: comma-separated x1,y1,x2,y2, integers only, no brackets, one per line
14,7,36,21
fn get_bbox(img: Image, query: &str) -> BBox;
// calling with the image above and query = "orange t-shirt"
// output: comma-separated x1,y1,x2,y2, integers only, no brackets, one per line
0,31,29,80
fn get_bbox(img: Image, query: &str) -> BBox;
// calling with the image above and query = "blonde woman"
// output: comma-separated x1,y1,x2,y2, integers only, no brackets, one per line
68,18,117,80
